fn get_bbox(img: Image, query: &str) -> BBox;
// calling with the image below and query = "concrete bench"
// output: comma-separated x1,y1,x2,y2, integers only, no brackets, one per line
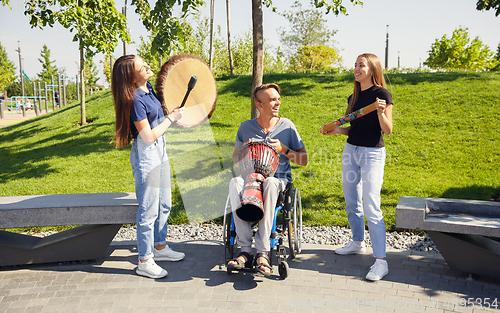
396,196,500,278
0,193,137,266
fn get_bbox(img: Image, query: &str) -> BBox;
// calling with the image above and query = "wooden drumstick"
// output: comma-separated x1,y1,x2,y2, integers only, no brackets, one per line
320,100,379,133
180,75,198,108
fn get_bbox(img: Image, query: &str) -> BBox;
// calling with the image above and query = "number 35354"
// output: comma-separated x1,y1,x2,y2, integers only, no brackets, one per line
443,298,498,309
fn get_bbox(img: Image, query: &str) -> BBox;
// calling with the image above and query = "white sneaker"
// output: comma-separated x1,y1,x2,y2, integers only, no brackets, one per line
153,245,185,261
136,258,168,279
335,240,366,255
366,259,389,281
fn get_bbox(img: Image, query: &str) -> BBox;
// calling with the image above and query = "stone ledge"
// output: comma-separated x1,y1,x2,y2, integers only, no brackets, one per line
395,196,500,237
0,193,137,228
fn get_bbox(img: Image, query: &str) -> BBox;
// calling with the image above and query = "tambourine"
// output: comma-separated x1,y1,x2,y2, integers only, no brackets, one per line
156,54,217,129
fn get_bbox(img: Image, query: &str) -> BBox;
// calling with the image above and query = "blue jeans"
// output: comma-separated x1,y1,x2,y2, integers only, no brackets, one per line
341,142,386,258
130,135,172,261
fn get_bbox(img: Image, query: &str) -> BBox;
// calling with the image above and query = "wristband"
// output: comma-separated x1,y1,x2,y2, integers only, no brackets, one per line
166,115,173,123
285,147,290,155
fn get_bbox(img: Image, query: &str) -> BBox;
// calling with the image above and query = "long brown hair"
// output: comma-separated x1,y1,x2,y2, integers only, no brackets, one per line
112,55,137,148
346,53,386,114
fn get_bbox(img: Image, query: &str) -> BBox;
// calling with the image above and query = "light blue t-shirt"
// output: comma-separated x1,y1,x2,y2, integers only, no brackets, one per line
235,117,305,181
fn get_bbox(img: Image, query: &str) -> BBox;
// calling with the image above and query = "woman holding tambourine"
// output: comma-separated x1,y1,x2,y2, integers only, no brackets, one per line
112,55,185,279
320,53,393,281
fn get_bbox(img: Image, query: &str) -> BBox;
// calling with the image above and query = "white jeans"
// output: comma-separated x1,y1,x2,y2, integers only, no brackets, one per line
229,176,287,254
341,142,386,259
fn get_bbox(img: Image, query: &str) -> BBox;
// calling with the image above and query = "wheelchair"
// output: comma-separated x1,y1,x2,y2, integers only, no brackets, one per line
223,181,303,279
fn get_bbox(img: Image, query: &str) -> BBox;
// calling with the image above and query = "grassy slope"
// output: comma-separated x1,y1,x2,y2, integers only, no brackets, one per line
1,72,499,231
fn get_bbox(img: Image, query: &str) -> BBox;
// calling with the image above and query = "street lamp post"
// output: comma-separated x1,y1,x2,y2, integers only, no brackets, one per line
16,41,25,98
122,0,128,55
385,25,389,69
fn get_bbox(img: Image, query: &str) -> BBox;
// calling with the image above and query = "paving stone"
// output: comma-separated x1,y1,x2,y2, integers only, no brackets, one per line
0,240,499,312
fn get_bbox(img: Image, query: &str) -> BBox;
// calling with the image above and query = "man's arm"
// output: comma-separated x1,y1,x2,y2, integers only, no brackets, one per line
268,138,308,166
286,147,308,166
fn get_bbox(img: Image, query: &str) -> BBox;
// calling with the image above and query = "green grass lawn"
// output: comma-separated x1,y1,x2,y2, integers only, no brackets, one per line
1,71,499,232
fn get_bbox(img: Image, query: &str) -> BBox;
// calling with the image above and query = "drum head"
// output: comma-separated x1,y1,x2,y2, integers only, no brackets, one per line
156,54,217,129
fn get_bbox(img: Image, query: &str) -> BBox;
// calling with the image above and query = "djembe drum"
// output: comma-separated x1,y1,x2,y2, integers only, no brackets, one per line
237,141,280,222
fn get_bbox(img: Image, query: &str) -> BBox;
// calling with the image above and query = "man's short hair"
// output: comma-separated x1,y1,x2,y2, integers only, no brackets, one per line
253,83,280,100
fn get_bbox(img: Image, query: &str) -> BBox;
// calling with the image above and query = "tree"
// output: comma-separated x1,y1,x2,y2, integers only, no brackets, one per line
491,43,500,71
424,27,497,71
250,0,361,118
180,17,210,60
6,81,21,97
290,45,342,72
265,46,288,74
2,0,202,124
226,0,235,75
23,0,130,125
476,0,500,16
101,54,113,87
37,45,58,82
231,31,254,75
209,0,215,69
309,0,363,15
132,0,204,56
278,1,338,56
141,15,270,77
131,0,205,84
251,0,264,119
0,42,17,93
84,55,99,92
208,25,230,76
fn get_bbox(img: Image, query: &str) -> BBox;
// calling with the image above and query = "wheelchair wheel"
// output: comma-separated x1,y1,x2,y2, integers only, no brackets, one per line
287,187,303,258
223,197,238,261
278,261,289,279
224,212,237,260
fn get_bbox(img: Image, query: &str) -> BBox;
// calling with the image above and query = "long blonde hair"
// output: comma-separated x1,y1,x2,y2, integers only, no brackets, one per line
346,53,386,114
111,55,137,148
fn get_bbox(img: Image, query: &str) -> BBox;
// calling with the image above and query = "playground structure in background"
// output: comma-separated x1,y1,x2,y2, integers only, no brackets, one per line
1,74,80,118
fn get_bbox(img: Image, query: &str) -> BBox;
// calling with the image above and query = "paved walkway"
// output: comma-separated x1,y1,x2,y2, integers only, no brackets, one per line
1,240,499,313
0,107,51,128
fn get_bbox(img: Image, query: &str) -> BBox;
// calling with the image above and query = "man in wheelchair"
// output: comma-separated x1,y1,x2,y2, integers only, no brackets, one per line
227,83,308,276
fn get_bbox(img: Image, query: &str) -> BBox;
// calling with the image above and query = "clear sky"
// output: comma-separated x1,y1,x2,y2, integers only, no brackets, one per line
1,0,499,85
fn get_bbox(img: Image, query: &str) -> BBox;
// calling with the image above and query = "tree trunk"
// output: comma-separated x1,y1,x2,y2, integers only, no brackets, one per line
226,0,234,75
209,0,215,69
251,0,263,119
79,42,86,125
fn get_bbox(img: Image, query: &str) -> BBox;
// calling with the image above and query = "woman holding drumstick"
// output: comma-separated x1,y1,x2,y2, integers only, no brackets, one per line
112,55,185,279
321,53,393,281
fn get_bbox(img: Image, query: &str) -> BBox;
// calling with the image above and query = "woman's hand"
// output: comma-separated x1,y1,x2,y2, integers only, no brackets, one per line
376,97,387,116
167,106,185,122
320,124,349,136
134,106,186,145
376,97,393,135
320,125,341,136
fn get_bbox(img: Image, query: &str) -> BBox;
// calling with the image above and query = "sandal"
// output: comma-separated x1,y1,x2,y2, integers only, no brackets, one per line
254,253,272,276
227,252,254,270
